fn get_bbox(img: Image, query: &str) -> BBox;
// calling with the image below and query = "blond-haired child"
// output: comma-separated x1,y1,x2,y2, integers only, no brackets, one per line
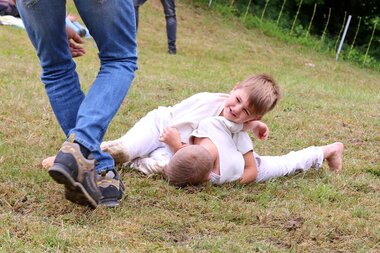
42,74,281,174
162,116,344,187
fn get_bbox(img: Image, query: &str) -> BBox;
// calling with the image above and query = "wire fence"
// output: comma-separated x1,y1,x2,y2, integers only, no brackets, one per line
207,0,379,67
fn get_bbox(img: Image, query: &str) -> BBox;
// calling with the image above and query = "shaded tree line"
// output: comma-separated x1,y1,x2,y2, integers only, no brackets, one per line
224,0,379,59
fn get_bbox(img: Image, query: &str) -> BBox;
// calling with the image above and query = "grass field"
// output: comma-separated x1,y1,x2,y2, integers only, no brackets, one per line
0,0,379,252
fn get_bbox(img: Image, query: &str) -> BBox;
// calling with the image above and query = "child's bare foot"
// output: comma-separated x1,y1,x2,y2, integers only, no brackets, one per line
41,156,56,169
322,142,344,172
100,140,130,164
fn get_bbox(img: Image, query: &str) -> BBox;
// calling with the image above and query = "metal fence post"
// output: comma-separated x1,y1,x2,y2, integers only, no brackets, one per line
336,15,352,60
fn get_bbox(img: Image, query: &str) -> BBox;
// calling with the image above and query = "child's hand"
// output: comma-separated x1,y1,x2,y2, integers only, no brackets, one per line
244,121,269,140
254,122,269,140
159,127,183,152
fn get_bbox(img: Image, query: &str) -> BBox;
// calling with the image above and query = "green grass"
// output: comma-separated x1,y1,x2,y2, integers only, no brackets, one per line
1,0,379,252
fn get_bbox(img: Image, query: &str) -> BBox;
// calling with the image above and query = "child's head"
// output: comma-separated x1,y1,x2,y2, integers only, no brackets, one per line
223,74,281,123
164,145,213,187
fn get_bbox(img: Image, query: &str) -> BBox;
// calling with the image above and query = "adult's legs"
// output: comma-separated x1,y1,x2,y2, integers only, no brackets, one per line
72,0,138,173
17,0,138,173
17,0,82,136
17,0,138,207
17,0,101,208
161,0,177,53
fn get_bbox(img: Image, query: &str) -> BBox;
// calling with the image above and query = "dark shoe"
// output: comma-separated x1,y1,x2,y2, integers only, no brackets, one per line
97,170,125,208
168,48,176,55
48,141,101,209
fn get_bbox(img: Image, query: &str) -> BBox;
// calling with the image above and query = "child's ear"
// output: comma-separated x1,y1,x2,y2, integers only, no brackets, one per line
202,172,212,182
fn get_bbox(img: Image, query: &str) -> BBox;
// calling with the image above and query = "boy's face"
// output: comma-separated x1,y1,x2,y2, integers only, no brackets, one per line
223,87,262,123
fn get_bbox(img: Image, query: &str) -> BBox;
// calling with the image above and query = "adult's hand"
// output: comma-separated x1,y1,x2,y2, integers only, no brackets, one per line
66,26,86,58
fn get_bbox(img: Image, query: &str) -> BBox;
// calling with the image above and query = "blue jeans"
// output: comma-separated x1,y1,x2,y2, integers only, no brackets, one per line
17,0,138,173
134,0,176,51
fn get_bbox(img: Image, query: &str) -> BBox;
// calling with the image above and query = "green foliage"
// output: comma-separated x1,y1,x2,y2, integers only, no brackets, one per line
213,3,238,18
203,0,379,71
344,47,380,71
366,168,380,178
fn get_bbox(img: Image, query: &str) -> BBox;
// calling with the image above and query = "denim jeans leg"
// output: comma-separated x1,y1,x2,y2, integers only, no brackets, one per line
72,0,138,173
17,0,84,136
161,0,176,51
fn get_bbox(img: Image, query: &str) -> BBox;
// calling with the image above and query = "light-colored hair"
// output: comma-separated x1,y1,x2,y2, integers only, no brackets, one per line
237,74,281,116
164,145,213,187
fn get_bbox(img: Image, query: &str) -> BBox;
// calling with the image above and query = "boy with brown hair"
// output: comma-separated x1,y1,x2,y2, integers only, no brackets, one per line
100,73,280,174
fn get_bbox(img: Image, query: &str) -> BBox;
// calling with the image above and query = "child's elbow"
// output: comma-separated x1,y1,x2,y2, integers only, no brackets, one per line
239,176,255,185
239,168,257,184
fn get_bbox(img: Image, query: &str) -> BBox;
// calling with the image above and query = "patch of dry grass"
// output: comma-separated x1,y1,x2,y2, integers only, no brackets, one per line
0,0,379,252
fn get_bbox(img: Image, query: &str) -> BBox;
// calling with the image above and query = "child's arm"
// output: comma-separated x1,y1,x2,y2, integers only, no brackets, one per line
239,151,258,184
159,127,186,153
243,121,269,140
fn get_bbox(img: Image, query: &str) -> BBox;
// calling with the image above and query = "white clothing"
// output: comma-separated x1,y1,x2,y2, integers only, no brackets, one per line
190,116,324,184
191,116,253,184
254,147,324,182
130,147,171,175
117,92,228,173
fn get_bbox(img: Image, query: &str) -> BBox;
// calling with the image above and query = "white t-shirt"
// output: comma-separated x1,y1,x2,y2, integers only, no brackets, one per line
156,92,229,143
190,116,253,184
122,92,230,161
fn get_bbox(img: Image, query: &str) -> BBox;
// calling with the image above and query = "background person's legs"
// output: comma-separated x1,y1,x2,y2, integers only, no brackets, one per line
133,0,148,31
161,0,177,54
